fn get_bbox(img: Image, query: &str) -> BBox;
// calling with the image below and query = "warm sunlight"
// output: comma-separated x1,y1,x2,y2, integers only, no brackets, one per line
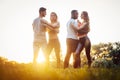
37,50,45,63
1,0,120,80
0,0,120,64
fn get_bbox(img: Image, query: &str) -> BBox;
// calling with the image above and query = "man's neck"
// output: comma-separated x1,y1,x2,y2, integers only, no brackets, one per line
39,15,44,18
71,17,77,20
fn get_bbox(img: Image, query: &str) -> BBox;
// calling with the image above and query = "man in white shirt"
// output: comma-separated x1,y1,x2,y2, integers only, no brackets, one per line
64,10,79,68
32,7,56,64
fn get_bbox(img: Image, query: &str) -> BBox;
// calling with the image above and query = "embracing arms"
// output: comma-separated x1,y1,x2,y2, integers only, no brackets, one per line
40,18,56,30
71,21,90,34
71,21,88,30
41,19,60,33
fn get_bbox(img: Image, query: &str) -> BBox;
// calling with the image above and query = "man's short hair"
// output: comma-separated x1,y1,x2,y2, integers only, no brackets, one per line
71,10,78,15
39,7,46,13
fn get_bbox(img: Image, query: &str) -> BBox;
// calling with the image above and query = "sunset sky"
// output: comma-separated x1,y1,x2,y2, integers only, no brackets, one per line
0,0,120,63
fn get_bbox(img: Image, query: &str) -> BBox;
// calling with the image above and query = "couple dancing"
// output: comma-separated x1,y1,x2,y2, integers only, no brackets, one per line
32,7,60,67
64,10,92,68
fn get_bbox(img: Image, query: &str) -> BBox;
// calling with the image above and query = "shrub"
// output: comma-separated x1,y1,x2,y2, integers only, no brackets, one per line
91,58,116,68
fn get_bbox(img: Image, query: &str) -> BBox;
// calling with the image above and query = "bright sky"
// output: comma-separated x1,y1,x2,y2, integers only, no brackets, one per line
0,0,120,63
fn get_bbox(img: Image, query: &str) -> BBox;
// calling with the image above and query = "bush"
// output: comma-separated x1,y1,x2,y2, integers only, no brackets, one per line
109,42,120,65
91,58,116,68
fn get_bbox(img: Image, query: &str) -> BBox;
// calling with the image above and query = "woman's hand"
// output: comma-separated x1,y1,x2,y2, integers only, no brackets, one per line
77,20,81,27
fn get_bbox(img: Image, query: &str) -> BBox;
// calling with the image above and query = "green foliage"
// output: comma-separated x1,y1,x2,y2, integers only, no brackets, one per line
91,42,120,67
109,42,120,65
91,42,112,55
91,58,115,68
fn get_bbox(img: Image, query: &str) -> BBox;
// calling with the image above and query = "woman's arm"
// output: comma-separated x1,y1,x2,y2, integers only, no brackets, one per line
40,19,55,30
53,22,60,28
42,24,54,31
78,22,88,30
71,22,88,30
51,22,60,33
70,20,81,31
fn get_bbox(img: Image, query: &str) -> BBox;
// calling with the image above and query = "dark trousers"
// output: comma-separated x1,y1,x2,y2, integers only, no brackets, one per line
64,38,79,68
74,36,92,68
47,38,60,67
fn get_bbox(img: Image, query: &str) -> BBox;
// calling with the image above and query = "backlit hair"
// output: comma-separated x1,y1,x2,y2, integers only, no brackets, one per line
50,12,58,22
82,11,89,22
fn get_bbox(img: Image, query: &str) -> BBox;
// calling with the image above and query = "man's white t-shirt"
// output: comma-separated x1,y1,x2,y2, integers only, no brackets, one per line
67,18,78,40
32,17,46,43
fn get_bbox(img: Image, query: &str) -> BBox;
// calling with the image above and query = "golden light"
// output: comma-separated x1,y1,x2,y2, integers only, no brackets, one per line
37,50,45,63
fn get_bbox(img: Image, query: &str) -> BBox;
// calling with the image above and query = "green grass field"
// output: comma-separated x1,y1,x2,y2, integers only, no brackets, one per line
0,60,120,80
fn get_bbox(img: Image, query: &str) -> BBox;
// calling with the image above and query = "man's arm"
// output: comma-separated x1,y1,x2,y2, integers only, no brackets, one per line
32,22,35,31
54,22,60,33
42,24,54,31
71,22,88,31
40,19,55,29
70,23,79,31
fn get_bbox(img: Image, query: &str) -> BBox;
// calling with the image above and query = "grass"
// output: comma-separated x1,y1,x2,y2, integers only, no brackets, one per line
0,58,120,80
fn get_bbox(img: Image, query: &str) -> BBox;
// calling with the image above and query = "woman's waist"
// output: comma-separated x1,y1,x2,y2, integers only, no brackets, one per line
77,34,87,38
48,35,59,40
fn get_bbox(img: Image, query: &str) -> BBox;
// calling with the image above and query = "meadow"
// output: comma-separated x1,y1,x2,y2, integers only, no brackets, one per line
0,57,120,80
0,42,120,80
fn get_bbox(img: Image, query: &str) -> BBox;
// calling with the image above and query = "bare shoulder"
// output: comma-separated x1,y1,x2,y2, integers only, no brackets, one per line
33,17,39,23
40,18,48,23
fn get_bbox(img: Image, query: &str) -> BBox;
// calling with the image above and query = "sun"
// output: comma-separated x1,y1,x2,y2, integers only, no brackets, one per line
37,50,45,63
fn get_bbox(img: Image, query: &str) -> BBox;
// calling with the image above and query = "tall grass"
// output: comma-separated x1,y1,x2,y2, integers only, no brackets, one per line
0,57,120,80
